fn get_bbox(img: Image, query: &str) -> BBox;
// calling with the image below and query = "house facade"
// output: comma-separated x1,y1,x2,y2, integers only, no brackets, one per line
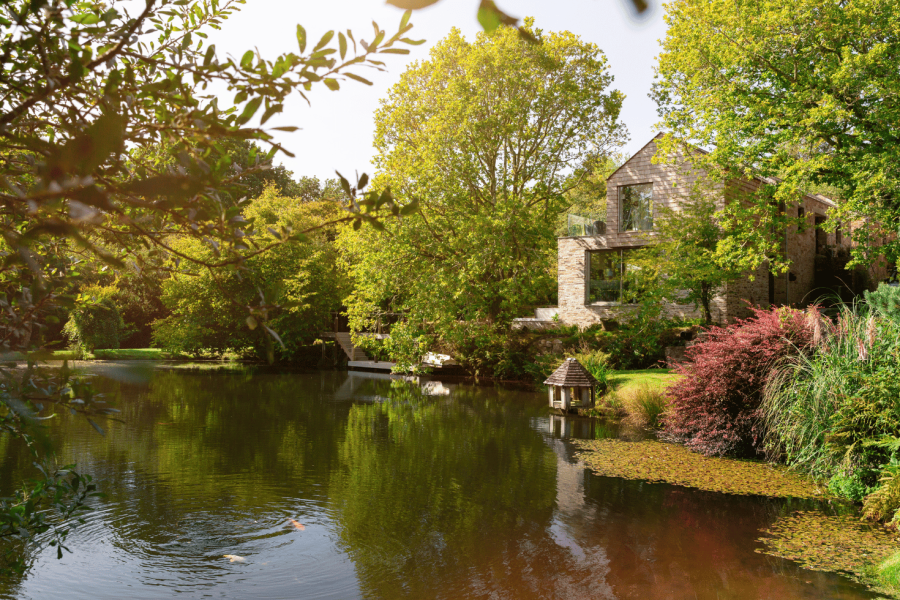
557,134,848,328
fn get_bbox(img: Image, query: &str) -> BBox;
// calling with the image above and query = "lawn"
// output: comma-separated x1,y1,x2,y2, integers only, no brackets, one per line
0,348,213,361
608,369,680,394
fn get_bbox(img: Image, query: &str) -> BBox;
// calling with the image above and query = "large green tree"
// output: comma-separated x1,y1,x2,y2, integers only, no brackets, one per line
340,21,626,347
653,0,900,270
151,188,349,362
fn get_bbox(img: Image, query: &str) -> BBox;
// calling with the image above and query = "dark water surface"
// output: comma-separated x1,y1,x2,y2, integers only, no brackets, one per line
0,363,877,599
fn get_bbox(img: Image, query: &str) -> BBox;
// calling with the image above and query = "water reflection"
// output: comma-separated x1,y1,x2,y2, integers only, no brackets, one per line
0,365,878,599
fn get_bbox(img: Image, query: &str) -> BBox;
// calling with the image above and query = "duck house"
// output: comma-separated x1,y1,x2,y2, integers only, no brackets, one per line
544,358,598,412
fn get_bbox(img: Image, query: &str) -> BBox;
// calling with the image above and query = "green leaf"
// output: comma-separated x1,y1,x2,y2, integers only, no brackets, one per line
324,78,339,91
380,48,410,55
236,97,263,125
296,24,307,53
313,30,334,53
203,44,216,66
70,13,100,25
358,173,369,189
400,38,427,46
477,6,501,32
336,171,352,197
87,418,105,436
240,50,254,69
400,9,412,29
260,104,283,124
400,199,419,216
338,32,347,60
246,315,258,330
345,73,372,86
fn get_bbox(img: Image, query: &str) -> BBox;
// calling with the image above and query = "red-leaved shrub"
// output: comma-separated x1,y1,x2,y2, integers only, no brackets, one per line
664,306,813,457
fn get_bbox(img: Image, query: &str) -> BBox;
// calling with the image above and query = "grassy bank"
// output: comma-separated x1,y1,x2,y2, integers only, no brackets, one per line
0,348,237,362
608,369,679,393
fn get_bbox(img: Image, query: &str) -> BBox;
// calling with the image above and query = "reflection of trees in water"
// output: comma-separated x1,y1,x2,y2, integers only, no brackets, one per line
0,371,874,599
0,371,355,552
329,379,559,598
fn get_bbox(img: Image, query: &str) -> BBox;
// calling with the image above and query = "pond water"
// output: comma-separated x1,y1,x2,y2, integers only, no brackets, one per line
0,363,878,599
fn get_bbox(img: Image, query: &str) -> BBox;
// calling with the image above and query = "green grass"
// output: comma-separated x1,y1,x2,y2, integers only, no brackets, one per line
608,369,679,394
877,550,900,597
0,348,233,362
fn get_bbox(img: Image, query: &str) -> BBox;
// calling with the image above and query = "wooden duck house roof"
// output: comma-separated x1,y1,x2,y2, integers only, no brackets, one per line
544,358,598,387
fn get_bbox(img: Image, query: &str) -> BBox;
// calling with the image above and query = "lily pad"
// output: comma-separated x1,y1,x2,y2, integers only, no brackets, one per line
573,439,825,498
757,511,900,594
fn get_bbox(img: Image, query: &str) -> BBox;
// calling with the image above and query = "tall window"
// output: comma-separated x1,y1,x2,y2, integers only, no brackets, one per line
587,250,640,304
620,183,653,231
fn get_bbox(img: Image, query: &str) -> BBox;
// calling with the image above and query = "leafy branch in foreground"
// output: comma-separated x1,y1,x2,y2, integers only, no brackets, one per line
0,0,422,352
0,0,421,572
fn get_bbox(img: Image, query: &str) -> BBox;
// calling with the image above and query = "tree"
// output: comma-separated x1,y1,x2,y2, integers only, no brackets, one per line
340,22,627,348
653,0,900,270
627,183,744,325
0,0,419,571
151,187,349,362
558,152,622,236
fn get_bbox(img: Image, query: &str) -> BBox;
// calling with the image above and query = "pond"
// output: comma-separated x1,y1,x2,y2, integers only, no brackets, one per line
0,363,879,599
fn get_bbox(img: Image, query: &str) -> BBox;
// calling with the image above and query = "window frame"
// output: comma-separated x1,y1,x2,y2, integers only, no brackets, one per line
619,182,654,232
586,249,640,305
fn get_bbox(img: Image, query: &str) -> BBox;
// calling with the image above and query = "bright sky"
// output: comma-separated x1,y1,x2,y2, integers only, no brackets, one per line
207,0,668,182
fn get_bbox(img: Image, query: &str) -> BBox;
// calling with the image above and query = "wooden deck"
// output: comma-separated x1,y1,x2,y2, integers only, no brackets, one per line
347,360,396,371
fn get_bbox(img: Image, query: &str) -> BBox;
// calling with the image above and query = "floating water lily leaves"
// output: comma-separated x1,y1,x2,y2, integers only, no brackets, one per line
573,439,825,498
757,511,900,594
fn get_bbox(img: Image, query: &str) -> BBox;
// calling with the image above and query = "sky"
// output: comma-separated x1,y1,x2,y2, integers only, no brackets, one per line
206,0,669,182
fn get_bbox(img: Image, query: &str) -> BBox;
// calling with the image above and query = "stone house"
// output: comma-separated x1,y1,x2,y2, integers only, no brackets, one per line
555,134,853,328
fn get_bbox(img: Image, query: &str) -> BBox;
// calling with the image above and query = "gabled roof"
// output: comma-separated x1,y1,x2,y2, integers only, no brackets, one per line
544,358,598,387
606,133,837,208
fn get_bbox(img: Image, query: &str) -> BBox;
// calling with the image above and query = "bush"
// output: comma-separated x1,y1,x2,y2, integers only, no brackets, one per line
664,306,813,457
368,322,430,374
828,471,876,504
572,349,611,396
63,285,125,353
441,323,537,380
596,315,694,369
863,461,900,525
626,384,668,428
865,283,900,321
762,308,900,508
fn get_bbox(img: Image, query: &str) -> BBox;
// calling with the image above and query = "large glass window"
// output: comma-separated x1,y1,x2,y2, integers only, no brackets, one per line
588,250,623,303
588,250,642,304
620,183,653,231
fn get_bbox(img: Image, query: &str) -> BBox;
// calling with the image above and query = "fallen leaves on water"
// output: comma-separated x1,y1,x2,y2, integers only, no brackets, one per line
223,554,246,563
758,511,900,594
289,519,305,531
573,439,825,498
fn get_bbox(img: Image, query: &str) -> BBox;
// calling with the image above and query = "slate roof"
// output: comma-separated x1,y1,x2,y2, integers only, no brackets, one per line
544,358,598,387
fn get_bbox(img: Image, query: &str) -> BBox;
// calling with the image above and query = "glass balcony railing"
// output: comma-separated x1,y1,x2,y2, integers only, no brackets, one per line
567,213,605,237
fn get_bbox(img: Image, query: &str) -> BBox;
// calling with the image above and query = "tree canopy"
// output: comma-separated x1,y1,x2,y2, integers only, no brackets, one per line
340,21,626,347
653,0,900,268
